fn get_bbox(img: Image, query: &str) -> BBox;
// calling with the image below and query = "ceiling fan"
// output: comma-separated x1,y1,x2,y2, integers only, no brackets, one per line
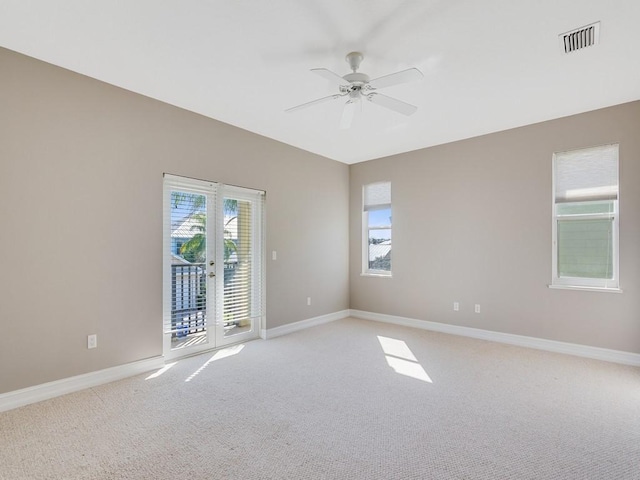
286,51,423,129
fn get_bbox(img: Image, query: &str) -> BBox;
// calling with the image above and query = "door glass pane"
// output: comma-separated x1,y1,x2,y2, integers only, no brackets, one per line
557,218,613,279
170,191,209,350
223,197,253,338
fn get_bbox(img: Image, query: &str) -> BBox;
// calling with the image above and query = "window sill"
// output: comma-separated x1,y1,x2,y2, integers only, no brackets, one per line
548,284,622,293
361,272,392,278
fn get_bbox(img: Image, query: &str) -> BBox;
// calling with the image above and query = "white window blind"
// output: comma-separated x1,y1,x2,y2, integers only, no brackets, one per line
555,144,618,203
218,186,265,334
163,175,215,337
364,182,391,211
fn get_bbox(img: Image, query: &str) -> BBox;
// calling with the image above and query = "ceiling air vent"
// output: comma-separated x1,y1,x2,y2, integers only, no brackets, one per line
560,22,600,54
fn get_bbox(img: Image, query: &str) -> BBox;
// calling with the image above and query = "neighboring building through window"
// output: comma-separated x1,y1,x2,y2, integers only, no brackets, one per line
552,144,619,290
363,182,392,276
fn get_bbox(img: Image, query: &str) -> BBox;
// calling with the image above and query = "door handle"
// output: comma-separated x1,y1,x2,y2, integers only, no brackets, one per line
209,272,215,278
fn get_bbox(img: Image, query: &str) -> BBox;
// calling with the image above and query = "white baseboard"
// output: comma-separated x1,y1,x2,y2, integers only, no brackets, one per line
0,356,164,413
350,309,640,367
264,309,350,339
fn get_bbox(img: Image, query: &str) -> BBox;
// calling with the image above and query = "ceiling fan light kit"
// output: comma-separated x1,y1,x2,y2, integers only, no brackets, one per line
286,51,424,129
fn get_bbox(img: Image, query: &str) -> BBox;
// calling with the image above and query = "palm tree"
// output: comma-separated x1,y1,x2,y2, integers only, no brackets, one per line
178,213,207,263
173,193,238,263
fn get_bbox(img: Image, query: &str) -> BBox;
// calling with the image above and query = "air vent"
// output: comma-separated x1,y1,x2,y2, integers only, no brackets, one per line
560,22,600,53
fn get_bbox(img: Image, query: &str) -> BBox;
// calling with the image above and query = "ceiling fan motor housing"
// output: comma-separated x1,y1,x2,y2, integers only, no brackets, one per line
343,72,370,86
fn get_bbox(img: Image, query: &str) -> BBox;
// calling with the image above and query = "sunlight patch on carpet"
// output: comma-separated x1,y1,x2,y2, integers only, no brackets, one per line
145,362,177,380
377,336,432,383
185,344,245,382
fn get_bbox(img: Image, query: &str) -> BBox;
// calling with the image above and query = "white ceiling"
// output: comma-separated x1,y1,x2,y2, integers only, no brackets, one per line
1,0,639,164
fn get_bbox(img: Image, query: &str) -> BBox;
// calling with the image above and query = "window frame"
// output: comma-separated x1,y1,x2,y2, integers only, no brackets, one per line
550,145,620,291
362,182,392,277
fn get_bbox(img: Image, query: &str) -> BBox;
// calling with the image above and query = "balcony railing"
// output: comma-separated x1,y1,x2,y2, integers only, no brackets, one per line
171,264,206,338
171,262,245,340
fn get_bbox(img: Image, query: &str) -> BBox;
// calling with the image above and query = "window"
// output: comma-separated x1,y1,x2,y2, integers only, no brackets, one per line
363,182,392,276
551,144,619,290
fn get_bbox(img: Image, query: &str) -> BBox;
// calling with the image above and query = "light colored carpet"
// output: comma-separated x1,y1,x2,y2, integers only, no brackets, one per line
1,317,639,480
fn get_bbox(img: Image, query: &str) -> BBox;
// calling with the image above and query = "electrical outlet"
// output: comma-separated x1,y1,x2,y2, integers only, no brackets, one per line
474,304,481,314
453,302,459,311
272,251,277,261
307,297,311,306
88,334,97,349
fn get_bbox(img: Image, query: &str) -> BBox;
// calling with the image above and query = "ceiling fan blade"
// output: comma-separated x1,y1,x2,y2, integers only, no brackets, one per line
285,94,343,113
366,93,417,116
368,68,424,90
339,99,358,130
311,68,349,86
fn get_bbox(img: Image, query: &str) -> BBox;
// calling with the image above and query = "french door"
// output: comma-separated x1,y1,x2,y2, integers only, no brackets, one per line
163,174,264,359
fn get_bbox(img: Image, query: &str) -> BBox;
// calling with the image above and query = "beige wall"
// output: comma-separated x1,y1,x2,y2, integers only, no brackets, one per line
0,48,349,393
350,101,640,354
